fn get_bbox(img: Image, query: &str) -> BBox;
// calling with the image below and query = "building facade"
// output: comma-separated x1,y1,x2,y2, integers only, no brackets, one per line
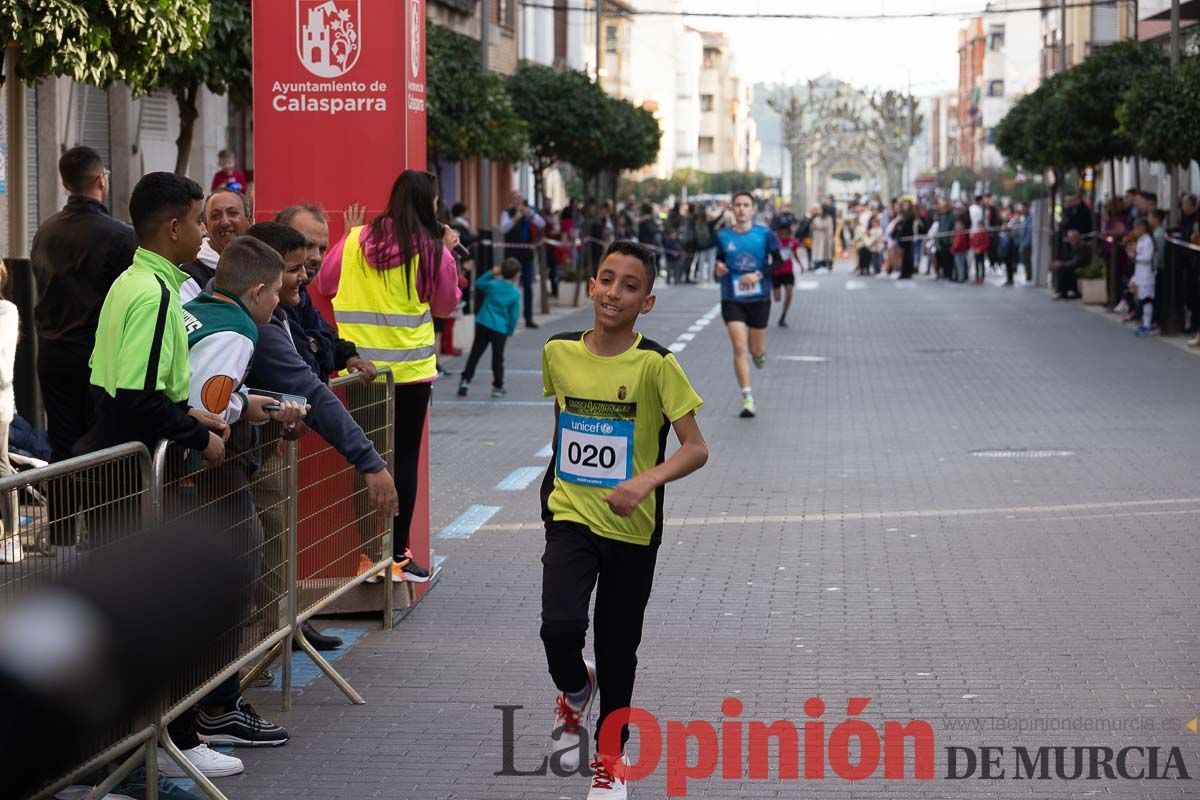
697,31,759,174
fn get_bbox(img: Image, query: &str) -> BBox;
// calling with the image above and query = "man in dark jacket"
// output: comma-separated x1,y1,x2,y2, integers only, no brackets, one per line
1049,228,1092,300
31,146,138,464
243,223,397,514
275,203,375,380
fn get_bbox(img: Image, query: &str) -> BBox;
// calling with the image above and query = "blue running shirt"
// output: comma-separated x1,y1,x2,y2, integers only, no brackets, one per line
716,225,780,303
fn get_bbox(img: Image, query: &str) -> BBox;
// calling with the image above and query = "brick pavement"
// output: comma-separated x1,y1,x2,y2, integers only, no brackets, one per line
226,265,1200,799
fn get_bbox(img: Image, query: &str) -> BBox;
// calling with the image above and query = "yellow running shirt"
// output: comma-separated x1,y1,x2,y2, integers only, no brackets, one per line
540,330,703,546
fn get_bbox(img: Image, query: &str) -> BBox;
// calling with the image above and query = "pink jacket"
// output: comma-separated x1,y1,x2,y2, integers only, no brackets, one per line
314,225,462,384
316,226,461,317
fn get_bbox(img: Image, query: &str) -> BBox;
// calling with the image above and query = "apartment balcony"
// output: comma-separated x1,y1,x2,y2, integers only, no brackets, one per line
1039,43,1074,77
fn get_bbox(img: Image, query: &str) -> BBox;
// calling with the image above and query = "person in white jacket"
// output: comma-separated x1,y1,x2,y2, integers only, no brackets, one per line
0,262,20,561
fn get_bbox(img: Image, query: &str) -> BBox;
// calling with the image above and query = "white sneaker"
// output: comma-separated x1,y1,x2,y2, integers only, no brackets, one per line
1113,300,1128,313
157,743,244,778
587,753,630,799
54,787,134,800
551,660,596,772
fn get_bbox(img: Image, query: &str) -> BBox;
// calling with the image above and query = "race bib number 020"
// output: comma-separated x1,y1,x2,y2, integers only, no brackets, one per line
557,400,635,487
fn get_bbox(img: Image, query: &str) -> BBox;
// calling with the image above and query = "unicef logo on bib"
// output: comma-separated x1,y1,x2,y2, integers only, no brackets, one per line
557,407,634,488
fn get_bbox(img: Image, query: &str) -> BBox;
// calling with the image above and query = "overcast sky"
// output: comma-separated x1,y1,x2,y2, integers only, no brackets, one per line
679,0,1019,96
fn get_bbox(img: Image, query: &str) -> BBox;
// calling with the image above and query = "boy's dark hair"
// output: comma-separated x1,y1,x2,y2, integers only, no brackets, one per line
275,203,326,225
218,149,233,161
1148,207,1165,221
500,257,522,280
246,221,307,258
1140,191,1158,203
600,240,656,289
451,202,468,217
59,146,104,195
130,172,204,242
216,237,284,297
732,190,754,204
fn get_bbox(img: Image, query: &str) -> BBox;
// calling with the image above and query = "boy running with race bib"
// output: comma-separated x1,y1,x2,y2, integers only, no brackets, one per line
539,241,709,799
716,191,783,418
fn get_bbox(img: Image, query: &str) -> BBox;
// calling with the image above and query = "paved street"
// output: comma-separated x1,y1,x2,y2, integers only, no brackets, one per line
230,264,1200,799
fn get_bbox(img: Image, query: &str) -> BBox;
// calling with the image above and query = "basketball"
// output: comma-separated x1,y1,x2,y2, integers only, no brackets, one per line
200,374,236,413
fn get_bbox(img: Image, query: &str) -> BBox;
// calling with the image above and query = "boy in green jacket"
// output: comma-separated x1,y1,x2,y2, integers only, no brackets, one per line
88,172,226,461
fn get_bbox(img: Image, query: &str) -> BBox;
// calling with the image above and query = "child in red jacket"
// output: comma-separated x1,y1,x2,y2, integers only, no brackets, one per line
970,225,990,284
950,220,969,283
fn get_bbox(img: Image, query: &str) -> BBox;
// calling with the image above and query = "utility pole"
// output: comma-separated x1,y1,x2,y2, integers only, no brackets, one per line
595,0,603,84
480,0,491,237
1058,0,1067,73
1169,0,1180,224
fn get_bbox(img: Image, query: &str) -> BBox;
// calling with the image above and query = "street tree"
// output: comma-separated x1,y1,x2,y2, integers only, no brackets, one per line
575,95,660,204
428,23,525,180
506,64,605,207
768,88,811,212
153,0,251,175
1117,53,1200,170
0,0,209,89
865,89,923,199
1057,39,1166,171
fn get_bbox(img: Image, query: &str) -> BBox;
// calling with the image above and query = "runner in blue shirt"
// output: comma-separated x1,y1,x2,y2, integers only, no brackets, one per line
715,191,783,418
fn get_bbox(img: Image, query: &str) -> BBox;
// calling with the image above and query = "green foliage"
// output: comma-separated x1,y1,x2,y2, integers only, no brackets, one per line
427,23,525,165
506,64,607,202
1117,54,1200,168
1076,256,1106,280
998,41,1169,173
936,165,980,191
156,0,252,106
1057,39,1167,166
0,0,210,91
620,170,773,202
605,97,661,173
574,94,661,184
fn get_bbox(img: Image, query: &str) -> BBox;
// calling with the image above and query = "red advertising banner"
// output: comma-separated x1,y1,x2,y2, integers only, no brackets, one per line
252,0,434,607
252,0,427,242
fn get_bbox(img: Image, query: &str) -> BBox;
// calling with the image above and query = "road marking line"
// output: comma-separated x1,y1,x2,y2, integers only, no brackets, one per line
845,280,866,291
668,303,722,355
437,504,502,539
472,497,1200,532
496,466,544,491
777,355,829,362
796,280,820,290
535,442,553,458
895,281,916,289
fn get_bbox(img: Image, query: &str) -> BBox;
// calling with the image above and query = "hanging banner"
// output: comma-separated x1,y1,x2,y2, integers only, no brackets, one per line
253,0,436,605
253,0,427,239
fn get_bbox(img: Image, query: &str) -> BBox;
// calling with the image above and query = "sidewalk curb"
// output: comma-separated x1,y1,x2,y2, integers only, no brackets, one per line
1076,300,1200,358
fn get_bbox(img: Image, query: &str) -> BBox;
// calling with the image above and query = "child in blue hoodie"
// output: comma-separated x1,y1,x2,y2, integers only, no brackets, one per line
458,258,522,398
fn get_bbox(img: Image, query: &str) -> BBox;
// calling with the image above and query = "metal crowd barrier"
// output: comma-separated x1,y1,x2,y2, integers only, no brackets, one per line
0,443,156,800
3,369,398,800
1162,235,1200,335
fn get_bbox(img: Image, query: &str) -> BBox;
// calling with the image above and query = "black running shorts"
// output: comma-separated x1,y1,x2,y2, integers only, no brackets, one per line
721,300,771,329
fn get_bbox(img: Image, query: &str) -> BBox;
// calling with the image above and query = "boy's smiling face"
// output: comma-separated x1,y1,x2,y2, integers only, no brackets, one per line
589,253,655,328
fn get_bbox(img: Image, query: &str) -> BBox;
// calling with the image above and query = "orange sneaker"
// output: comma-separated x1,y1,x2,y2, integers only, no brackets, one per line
390,549,432,583
357,553,382,584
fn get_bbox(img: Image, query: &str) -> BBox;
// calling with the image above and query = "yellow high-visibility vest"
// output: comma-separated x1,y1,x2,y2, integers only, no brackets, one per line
332,226,436,383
